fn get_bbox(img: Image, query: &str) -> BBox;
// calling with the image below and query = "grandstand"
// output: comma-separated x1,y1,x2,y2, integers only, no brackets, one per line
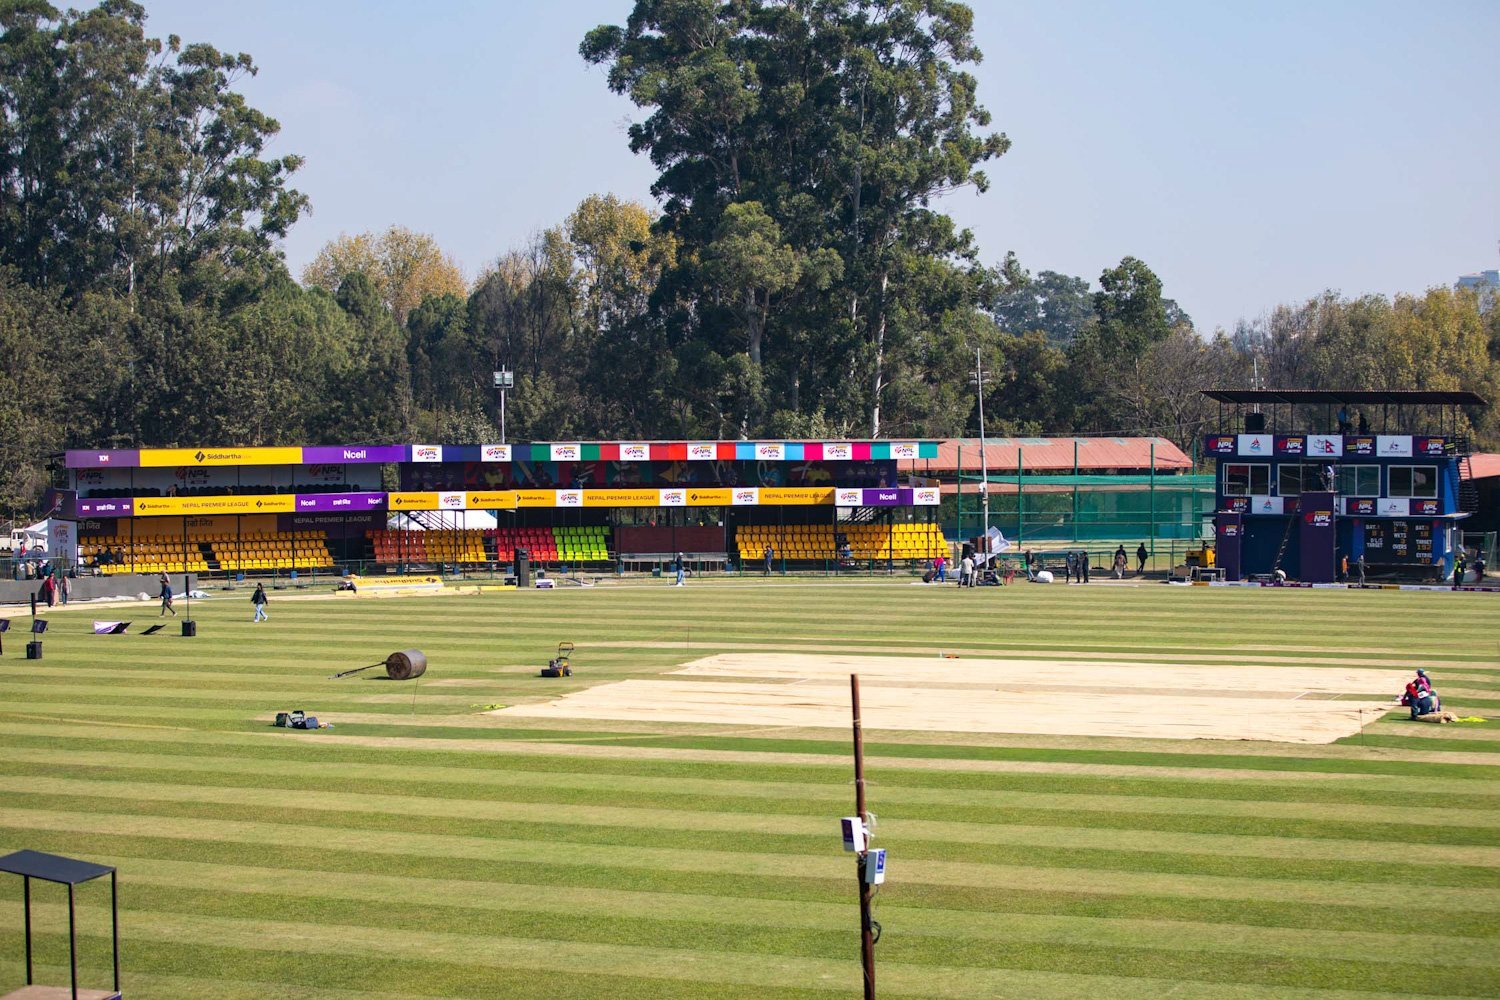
82,529,334,574
734,522,947,563
367,526,611,567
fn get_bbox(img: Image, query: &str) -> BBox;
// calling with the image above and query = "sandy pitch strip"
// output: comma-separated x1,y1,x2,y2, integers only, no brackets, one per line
494,653,1406,744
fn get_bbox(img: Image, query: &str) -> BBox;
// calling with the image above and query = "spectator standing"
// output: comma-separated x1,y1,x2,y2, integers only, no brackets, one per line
1136,543,1149,576
252,582,269,622
933,553,946,583
763,544,773,577
1064,551,1076,584
1454,550,1468,590
159,572,176,616
960,554,973,588
673,552,686,587
1079,550,1090,583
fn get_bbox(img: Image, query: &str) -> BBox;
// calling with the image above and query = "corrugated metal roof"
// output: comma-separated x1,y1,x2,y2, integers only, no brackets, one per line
900,438,1194,474
1468,454,1500,480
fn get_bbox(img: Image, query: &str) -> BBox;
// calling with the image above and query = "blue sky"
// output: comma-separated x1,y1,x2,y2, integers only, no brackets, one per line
144,0,1499,334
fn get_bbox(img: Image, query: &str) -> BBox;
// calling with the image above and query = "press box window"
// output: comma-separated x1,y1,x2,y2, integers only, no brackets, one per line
1337,465,1379,497
1388,465,1437,499
1277,464,1315,496
1224,463,1268,497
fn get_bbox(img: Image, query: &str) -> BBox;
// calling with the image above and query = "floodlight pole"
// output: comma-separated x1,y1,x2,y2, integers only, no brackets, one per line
494,369,513,444
975,348,990,547
851,674,876,1000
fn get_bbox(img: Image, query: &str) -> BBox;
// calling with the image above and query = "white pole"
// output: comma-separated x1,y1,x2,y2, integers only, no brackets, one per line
976,348,990,548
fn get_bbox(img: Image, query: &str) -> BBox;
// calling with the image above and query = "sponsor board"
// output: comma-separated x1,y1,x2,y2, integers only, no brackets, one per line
549,444,581,462
1344,436,1376,456
1305,510,1333,528
1412,499,1440,515
890,442,918,459
619,443,651,462
437,492,466,510
133,494,295,516
1237,434,1271,456
515,490,558,508
754,442,785,461
1376,435,1413,458
464,490,517,509
913,487,941,505
581,489,660,508
480,445,511,462
295,492,387,513
687,443,717,461
410,445,442,463
1205,436,1236,455
823,443,853,461
301,445,406,464
759,487,835,505
1378,498,1409,517
140,447,302,468
836,488,863,507
658,487,687,507
1251,495,1283,515
556,489,583,507
1274,435,1306,456
1415,436,1448,457
1225,497,1250,513
388,492,441,510
731,487,759,506
1308,434,1341,457
1344,498,1376,516
684,488,730,506
65,449,140,468
78,499,133,517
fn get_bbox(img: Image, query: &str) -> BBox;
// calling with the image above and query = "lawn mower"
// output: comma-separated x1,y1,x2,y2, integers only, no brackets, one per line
540,641,574,677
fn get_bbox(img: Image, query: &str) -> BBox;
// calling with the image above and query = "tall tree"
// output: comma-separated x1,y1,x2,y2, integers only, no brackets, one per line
582,0,1009,437
0,1,305,299
990,269,1093,345
302,225,465,325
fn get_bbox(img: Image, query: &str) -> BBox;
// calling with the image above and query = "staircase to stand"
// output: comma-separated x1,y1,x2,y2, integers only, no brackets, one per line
198,541,219,571
1271,513,1297,575
1455,435,1480,514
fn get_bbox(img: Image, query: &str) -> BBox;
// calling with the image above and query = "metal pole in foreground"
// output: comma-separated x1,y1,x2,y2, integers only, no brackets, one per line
851,674,876,1000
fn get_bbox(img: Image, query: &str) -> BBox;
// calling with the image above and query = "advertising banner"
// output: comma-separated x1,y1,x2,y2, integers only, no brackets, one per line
914,487,941,506
1237,434,1271,457
619,443,651,462
836,488,863,507
480,445,511,462
556,489,583,507
687,443,717,461
823,443,853,461
581,489,660,508
515,490,557,508
140,447,302,468
1376,435,1413,458
388,492,440,510
465,490,517,509
1274,435,1306,456
1225,496,1249,513
759,487,835,505
301,445,406,464
1412,499,1440,516
294,492,388,513
1214,511,1243,581
754,443,785,461
65,449,140,469
889,442,919,459
1344,498,1376,516
683,488,730,506
549,444,581,462
861,488,911,506
280,512,382,535
133,494,295,516
1250,495,1283,515
1298,491,1337,583
730,487,760,506
1378,498,1409,517
1415,436,1448,457
1204,435,1236,455
657,487,688,507
1344,436,1376,457
1307,434,1341,458
410,445,442,463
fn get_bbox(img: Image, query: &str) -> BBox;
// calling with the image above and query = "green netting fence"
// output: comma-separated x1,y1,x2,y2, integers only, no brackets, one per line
949,473,1217,546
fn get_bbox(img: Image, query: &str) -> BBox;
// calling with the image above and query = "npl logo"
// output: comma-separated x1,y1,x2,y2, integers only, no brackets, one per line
556,490,582,507
439,492,465,509
836,488,863,507
890,442,918,459
754,443,784,461
659,489,686,507
823,443,852,461
412,445,441,463
914,487,940,505
620,443,650,461
480,445,511,462
732,489,759,506
688,443,717,461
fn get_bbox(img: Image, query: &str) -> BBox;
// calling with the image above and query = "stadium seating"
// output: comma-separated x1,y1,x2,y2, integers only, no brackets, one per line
79,529,334,574
735,523,947,562
366,526,613,566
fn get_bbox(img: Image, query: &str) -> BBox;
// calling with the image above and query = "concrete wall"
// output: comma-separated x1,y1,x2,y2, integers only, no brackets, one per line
0,573,196,605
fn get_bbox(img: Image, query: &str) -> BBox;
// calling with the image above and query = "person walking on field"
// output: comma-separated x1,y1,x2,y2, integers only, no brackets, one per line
251,582,269,622
933,553,946,583
763,544,774,576
960,554,973,588
158,572,176,616
1136,542,1148,576
1454,550,1468,590
673,552,686,587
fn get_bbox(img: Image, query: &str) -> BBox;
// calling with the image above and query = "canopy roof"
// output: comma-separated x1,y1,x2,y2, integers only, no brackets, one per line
1200,389,1487,407
0,849,114,884
899,437,1192,474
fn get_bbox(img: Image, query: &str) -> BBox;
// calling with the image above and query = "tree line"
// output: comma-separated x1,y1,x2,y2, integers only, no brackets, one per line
0,1,1494,515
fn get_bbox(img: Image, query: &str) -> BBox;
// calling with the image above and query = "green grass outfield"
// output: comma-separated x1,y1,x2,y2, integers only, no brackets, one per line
1,579,1498,999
